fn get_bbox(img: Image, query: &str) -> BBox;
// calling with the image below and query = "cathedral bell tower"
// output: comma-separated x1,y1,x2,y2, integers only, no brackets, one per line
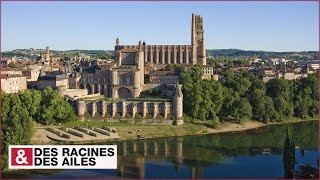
191,14,206,65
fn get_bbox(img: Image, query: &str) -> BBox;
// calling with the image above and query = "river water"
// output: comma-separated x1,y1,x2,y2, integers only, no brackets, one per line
23,121,318,178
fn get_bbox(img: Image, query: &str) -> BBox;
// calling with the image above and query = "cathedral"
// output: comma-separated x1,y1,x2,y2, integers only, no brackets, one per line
66,14,207,125
115,14,206,66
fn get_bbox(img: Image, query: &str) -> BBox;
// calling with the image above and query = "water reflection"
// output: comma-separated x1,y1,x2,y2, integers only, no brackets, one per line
117,137,185,178
115,121,318,179
283,129,295,179
21,121,318,179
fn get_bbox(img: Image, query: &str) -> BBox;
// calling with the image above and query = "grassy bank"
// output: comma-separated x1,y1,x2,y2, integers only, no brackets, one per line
62,121,207,141
60,118,317,142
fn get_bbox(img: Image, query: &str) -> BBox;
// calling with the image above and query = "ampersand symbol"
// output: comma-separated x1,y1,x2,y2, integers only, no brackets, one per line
15,149,28,164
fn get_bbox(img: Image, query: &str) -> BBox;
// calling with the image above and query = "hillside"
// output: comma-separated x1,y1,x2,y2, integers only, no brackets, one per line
2,48,317,61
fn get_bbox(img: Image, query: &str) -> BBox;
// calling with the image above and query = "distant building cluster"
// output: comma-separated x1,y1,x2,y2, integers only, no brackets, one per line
248,57,317,83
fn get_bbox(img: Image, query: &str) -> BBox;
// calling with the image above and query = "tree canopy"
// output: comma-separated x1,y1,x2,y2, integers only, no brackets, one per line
180,65,318,123
1,87,78,170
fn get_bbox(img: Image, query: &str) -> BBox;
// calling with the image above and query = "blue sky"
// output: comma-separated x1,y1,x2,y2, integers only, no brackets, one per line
2,1,318,51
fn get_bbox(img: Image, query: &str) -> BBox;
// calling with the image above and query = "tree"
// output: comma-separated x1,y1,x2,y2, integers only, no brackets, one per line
263,96,278,122
247,73,266,92
294,88,313,119
181,65,203,120
7,62,17,68
1,93,34,170
249,89,266,121
248,87,277,122
266,78,294,120
207,80,224,120
165,64,184,72
292,73,318,118
19,89,42,118
35,87,78,124
219,88,240,119
230,98,252,123
165,64,175,71
224,72,252,96
283,129,295,178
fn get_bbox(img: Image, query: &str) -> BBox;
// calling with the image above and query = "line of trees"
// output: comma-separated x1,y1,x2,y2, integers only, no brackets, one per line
180,65,318,123
1,87,78,170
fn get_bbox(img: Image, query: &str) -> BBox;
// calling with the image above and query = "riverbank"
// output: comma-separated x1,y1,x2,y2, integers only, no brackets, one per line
6,120,318,179
31,118,317,144
31,123,207,144
208,118,317,134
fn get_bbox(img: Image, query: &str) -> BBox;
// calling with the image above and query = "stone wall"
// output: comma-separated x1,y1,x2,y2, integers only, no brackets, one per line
74,100,181,125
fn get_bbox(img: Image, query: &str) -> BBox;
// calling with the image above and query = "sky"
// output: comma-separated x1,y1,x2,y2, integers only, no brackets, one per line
2,1,319,52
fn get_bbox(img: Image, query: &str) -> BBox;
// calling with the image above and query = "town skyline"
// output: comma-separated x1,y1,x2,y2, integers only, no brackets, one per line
2,1,318,52
2,2,319,179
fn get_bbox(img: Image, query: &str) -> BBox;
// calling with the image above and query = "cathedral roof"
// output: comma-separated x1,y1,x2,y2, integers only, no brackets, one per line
118,48,141,53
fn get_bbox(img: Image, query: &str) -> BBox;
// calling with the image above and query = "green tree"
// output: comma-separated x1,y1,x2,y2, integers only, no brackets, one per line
249,89,266,121
294,88,313,119
36,87,78,124
207,80,224,120
230,98,252,123
165,64,185,72
19,89,42,118
263,96,279,122
219,88,240,119
266,78,294,120
224,72,252,96
7,62,17,68
292,73,318,118
165,64,175,71
1,93,34,170
249,89,277,122
181,65,203,120
283,129,295,178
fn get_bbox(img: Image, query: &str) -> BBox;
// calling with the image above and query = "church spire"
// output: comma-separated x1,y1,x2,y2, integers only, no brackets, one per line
116,37,119,46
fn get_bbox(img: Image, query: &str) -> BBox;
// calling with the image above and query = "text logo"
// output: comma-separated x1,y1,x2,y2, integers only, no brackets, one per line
9,145,117,169
10,148,33,166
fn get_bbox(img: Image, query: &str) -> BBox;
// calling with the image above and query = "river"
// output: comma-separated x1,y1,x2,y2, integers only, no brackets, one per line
12,121,320,178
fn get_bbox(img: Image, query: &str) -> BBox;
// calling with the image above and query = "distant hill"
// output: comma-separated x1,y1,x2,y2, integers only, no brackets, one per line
2,48,317,60
2,49,115,60
206,49,318,59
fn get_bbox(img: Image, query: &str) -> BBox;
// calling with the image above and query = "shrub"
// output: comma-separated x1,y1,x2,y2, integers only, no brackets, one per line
114,113,121,119
104,112,111,118
210,118,221,129
94,112,102,118
145,113,153,119
156,114,164,119
125,113,131,118
84,111,91,118
135,113,143,119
